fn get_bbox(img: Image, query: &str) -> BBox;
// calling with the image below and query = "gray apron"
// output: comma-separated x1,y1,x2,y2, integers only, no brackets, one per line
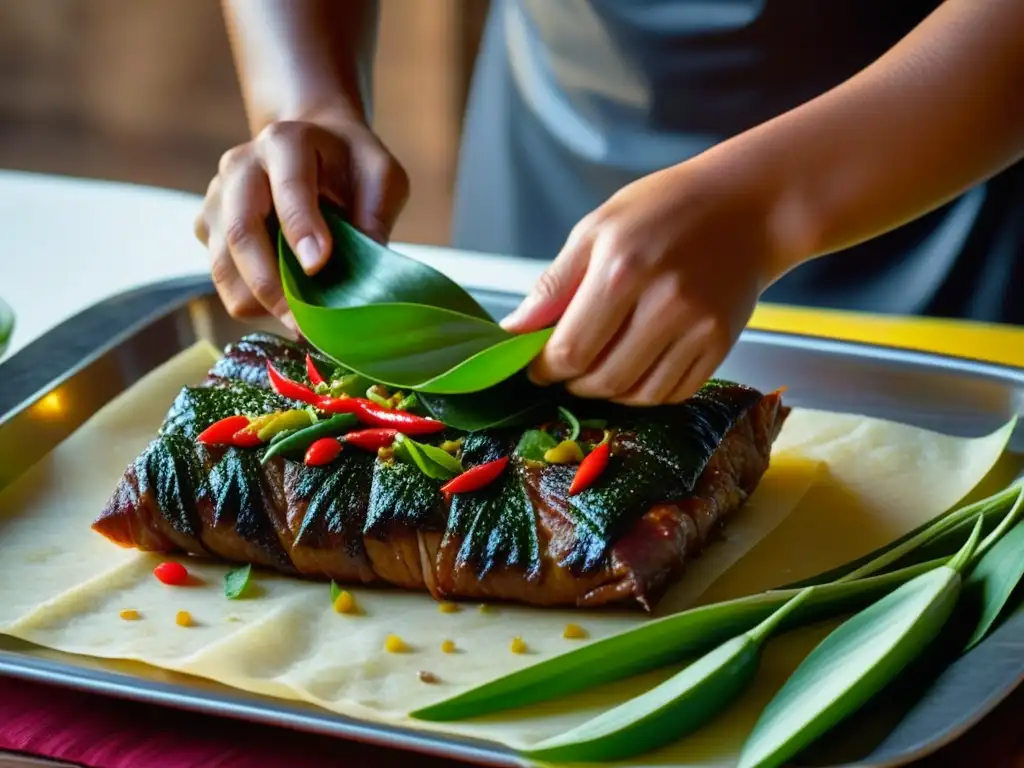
452,0,1023,324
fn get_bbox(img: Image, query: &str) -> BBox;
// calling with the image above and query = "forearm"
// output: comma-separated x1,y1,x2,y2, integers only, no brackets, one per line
221,0,380,135
701,0,1024,284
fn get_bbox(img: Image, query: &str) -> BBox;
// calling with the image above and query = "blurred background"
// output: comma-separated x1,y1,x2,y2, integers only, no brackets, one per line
0,0,489,246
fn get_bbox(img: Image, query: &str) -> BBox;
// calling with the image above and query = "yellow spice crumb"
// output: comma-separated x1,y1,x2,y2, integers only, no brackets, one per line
384,633,408,653
119,609,140,621
175,610,192,627
440,639,457,654
333,590,357,614
563,623,587,640
437,601,459,614
510,636,527,654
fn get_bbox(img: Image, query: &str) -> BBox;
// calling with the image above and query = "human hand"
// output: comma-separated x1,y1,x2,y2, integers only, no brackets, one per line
194,108,409,326
501,162,777,406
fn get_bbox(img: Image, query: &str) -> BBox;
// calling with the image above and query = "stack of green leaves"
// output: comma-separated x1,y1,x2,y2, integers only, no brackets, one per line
413,479,1024,764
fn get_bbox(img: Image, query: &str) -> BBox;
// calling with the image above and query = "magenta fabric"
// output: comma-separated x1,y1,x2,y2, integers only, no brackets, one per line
0,676,454,768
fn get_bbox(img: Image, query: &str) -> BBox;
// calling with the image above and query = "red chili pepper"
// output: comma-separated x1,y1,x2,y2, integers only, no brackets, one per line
153,561,189,586
230,429,265,448
305,437,343,466
196,415,251,445
319,396,445,435
305,354,326,387
266,361,318,404
441,456,509,495
343,428,400,451
568,441,610,496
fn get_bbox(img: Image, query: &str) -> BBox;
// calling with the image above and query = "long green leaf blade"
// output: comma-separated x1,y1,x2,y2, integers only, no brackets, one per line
279,206,552,394
963,517,1024,650
520,588,815,762
738,533,978,768
410,560,942,721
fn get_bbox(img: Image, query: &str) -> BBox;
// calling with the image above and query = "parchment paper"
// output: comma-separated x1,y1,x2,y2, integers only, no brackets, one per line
0,343,1012,767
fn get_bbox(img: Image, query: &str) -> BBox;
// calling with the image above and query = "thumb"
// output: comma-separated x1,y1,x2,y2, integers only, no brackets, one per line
501,241,590,333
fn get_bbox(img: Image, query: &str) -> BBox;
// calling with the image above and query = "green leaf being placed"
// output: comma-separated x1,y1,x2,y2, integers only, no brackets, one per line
279,204,552,394
224,564,252,599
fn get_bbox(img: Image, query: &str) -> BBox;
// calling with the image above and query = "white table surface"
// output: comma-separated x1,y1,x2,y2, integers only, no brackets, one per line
0,170,545,362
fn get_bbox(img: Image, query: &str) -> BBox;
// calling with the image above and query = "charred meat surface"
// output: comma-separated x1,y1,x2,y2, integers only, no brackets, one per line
94,334,789,609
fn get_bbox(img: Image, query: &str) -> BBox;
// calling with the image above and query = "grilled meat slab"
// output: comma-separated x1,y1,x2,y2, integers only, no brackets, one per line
94,333,789,609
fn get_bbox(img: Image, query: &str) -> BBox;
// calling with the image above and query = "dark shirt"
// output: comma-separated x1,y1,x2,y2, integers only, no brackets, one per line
451,0,1023,324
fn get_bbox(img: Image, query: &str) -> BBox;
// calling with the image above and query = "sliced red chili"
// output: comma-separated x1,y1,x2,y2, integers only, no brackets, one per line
441,456,509,495
319,396,445,435
343,428,400,452
266,361,318,404
305,354,326,387
568,441,610,496
230,429,265,448
153,561,188,586
305,437,343,466
196,415,251,445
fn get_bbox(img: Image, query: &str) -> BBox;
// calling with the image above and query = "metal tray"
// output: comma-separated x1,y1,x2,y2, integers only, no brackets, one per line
1,275,1022,767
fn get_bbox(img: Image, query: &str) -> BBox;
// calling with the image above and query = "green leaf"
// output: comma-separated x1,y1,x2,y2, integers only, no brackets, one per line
515,429,558,462
393,434,461,480
330,580,343,603
558,406,581,442
279,204,552,394
411,558,944,722
416,375,555,433
962,487,1024,649
737,526,982,768
522,588,815,763
0,295,13,357
224,564,252,599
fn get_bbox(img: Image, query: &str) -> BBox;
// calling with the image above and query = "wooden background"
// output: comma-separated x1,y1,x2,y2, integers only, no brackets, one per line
0,0,489,246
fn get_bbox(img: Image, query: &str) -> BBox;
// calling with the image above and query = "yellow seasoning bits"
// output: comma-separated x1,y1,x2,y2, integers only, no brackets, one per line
333,590,358,614
119,609,140,621
418,670,440,684
510,636,527,654
437,601,459,614
563,623,587,640
384,633,408,653
175,610,193,627
440,639,457,654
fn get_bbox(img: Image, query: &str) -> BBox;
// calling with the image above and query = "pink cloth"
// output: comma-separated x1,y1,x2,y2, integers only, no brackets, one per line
0,676,455,768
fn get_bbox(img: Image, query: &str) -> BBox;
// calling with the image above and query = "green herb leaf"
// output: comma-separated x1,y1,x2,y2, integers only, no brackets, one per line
515,429,558,462
416,374,555,433
393,434,461,480
330,580,343,603
962,486,1024,649
0,296,13,357
523,589,814,763
411,558,944,722
279,204,552,394
737,525,982,768
224,564,253,599
558,406,581,441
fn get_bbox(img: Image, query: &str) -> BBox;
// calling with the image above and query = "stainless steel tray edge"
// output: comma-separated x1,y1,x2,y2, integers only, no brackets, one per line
1,275,1022,768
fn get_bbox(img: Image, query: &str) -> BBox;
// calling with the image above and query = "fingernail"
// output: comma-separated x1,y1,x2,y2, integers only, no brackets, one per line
296,236,322,272
500,296,536,330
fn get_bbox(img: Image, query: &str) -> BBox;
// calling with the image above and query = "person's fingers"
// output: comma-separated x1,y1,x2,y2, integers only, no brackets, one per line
565,278,689,399
613,332,703,406
194,175,220,246
209,231,262,319
218,151,287,319
501,222,593,333
529,228,646,385
665,351,718,404
350,143,410,243
255,122,333,275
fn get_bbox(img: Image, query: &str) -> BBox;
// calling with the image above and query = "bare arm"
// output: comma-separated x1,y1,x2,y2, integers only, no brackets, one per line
716,0,1024,281
221,0,380,133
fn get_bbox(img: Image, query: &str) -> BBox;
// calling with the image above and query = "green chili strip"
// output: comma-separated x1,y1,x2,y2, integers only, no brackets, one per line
559,406,581,441
260,413,359,463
